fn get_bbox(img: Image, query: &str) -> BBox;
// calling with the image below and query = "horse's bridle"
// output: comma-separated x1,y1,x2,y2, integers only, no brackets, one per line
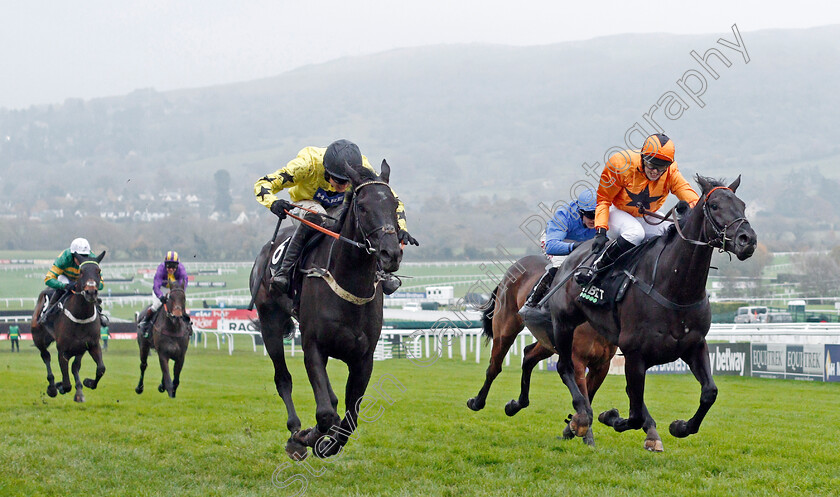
75,260,101,303
641,186,747,253
351,180,398,254
700,186,748,253
163,287,186,319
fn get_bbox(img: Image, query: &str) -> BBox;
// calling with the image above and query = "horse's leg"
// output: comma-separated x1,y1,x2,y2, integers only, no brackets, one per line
467,330,517,412
71,354,85,403
560,349,597,443
553,321,592,438
261,316,301,435
323,358,339,412
56,349,72,395
136,341,149,394
670,341,717,439
505,342,553,416
171,353,184,398
82,343,106,390
598,353,647,432
38,343,58,397
314,357,375,459
300,345,341,446
158,352,175,397
641,404,663,452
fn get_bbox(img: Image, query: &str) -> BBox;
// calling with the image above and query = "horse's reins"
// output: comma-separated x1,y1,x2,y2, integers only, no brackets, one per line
639,186,746,253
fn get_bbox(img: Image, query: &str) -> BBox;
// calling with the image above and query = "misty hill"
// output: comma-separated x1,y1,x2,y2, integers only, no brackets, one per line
2,25,840,258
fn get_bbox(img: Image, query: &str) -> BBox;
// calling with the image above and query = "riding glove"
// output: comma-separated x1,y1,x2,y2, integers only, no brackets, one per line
591,228,608,253
270,199,293,219
398,229,419,246
159,295,168,304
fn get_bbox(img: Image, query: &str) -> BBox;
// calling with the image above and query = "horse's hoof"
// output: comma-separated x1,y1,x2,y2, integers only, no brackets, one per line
504,400,521,417
158,384,165,393
645,439,664,452
466,398,484,412
57,384,68,395
83,378,96,389
285,437,309,461
168,391,176,399
669,419,690,438
569,413,592,438
561,424,575,440
135,385,144,394
598,408,620,426
313,435,342,458
47,386,58,398
74,393,85,403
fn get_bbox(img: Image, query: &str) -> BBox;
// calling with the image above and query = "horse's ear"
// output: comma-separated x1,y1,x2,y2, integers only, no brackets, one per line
95,250,106,263
344,161,363,186
380,160,391,184
728,175,741,193
695,174,712,195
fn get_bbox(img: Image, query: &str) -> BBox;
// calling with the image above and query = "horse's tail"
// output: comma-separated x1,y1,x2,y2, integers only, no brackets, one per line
480,285,499,345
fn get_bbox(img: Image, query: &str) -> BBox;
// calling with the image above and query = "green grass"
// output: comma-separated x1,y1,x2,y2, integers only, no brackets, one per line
1,339,838,496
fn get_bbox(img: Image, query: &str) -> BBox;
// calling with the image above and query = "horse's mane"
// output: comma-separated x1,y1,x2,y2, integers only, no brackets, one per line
354,165,379,182
694,174,727,195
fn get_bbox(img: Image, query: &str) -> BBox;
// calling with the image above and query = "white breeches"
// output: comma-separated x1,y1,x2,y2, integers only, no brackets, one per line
607,206,672,245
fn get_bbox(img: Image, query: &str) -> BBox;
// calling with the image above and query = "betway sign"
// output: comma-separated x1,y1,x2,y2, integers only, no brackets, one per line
648,342,749,376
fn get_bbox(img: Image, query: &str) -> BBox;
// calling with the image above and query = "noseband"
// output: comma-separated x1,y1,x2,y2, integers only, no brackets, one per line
352,180,398,254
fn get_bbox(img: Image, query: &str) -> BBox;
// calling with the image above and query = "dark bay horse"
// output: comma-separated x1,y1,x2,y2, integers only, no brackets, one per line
135,283,190,398
251,160,402,459
466,255,621,446
30,252,107,403
528,175,756,450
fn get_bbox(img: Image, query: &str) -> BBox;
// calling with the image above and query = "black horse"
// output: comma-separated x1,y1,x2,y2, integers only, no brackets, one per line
30,252,107,403
135,283,190,398
526,175,756,450
251,160,402,459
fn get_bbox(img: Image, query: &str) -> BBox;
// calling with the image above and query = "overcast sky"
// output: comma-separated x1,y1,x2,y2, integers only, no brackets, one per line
2,1,838,109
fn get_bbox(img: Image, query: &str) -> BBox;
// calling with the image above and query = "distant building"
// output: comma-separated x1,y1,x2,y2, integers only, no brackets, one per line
426,286,455,305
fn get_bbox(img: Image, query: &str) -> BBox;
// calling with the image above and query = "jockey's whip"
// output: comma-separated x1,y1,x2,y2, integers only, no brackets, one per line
283,209,374,253
248,215,284,311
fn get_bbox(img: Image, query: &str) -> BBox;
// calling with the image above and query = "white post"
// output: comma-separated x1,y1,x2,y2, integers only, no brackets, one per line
447,330,452,359
425,330,430,358
505,347,511,366
520,334,527,365
291,336,295,357
460,333,466,361
228,334,234,355
475,330,481,363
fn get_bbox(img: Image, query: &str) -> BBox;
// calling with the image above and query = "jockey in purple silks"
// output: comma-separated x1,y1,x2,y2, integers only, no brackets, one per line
138,251,191,338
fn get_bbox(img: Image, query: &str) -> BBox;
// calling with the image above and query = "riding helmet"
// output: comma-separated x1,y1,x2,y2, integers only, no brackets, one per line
577,188,597,212
70,237,91,256
165,251,179,263
323,139,360,181
641,134,675,169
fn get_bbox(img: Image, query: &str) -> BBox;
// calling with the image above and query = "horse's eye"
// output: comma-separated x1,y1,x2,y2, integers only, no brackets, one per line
710,203,718,210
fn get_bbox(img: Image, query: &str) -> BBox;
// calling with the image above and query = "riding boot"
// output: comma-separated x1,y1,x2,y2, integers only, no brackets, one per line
379,271,402,295
97,298,109,327
138,307,154,338
272,218,317,294
183,315,194,337
38,288,66,326
574,237,635,286
517,266,559,323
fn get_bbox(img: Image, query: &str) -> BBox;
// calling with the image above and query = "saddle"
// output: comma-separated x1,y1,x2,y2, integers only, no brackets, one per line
577,236,661,308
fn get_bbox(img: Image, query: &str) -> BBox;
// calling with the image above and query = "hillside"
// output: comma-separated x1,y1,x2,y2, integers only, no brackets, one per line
2,25,840,258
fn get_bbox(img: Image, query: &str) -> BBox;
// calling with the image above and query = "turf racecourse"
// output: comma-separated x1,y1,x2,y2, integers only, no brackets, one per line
1,340,838,497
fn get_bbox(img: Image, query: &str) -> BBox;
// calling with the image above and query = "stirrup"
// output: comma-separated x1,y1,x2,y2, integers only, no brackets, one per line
272,273,290,292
